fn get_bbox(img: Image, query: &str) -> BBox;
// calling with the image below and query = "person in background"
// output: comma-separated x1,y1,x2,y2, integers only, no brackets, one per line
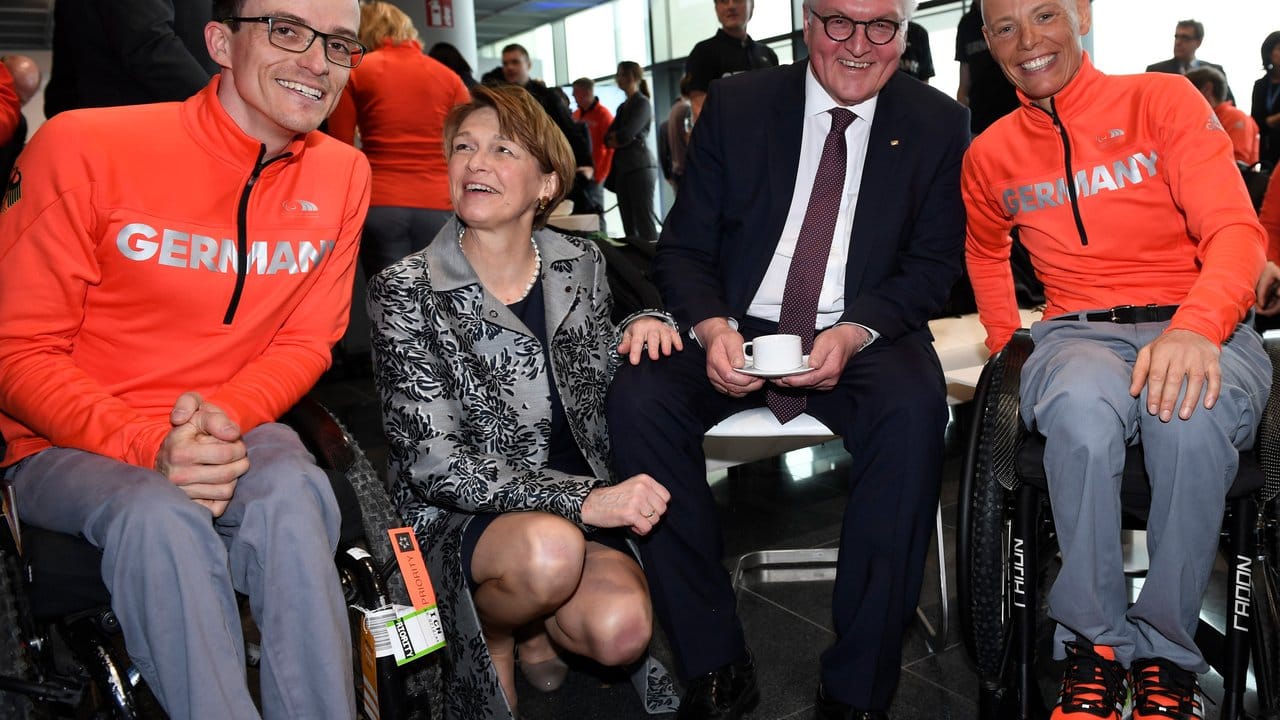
1186,66,1258,168
0,54,40,183
605,61,659,245
1253,31,1280,170
0,1,372,716
369,83,681,719
685,0,779,122
429,41,479,88
1147,19,1234,103
663,74,695,191
955,0,1019,136
1253,171,1280,319
966,2,1269,718
327,1,470,280
572,76,615,215
44,0,216,117
899,20,935,83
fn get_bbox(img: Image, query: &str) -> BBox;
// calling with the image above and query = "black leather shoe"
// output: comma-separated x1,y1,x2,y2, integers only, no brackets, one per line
814,684,888,719
676,655,760,720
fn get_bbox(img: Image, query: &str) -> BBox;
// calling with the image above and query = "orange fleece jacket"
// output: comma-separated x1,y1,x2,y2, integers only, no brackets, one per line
1216,101,1260,167
0,77,371,468
574,98,614,184
1264,170,1280,262
327,40,469,210
964,54,1265,352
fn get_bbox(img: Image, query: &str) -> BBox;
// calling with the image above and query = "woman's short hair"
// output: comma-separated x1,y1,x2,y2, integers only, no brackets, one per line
1264,31,1280,70
443,84,574,230
358,1,420,50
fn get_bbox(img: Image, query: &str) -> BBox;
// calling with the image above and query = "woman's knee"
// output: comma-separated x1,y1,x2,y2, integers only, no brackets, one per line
485,513,586,606
581,585,652,666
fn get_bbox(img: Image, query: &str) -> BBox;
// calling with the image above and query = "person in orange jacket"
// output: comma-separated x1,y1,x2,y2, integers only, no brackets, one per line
964,1,1270,718
326,1,469,279
1186,66,1259,168
0,1,371,717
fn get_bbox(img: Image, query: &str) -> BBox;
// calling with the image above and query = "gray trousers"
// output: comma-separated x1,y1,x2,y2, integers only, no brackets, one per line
9,423,355,720
1021,318,1271,671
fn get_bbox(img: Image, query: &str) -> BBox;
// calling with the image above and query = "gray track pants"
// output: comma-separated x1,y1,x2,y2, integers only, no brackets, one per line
9,423,356,719
1021,317,1271,672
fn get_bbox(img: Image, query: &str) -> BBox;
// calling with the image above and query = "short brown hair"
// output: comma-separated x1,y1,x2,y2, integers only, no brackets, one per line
358,1,419,49
444,84,574,229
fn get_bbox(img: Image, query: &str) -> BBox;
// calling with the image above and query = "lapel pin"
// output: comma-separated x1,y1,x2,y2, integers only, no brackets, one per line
889,139,901,146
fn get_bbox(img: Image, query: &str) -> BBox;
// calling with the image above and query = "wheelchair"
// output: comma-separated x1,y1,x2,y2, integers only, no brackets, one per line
957,329,1280,720
0,396,436,719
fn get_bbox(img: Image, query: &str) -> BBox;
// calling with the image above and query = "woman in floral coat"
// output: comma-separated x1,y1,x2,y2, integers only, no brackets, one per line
368,83,681,719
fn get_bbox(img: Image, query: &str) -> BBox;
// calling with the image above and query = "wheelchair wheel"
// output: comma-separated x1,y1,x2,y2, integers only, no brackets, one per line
0,524,39,719
959,333,1032,681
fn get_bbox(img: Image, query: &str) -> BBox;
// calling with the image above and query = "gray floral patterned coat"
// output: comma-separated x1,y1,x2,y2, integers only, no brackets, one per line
368,219,678,720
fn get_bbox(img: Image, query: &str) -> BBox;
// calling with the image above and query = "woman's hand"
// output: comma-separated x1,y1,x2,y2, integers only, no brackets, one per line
581,474,671,535
618,317,684,365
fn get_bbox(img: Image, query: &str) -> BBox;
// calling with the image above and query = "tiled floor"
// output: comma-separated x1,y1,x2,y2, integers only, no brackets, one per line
312,359,1263,720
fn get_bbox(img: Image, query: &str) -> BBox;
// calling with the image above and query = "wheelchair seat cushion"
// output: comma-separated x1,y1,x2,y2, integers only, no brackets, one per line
22,525,110,621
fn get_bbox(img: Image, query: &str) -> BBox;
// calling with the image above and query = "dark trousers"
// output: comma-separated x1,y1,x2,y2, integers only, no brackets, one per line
614,167,658,245
606,320,946,709
360,206,453,281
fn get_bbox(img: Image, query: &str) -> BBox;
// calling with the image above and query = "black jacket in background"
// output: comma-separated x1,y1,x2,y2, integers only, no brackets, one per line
45,0,216,118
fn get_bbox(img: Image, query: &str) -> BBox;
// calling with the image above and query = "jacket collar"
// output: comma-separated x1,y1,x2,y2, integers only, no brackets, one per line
424,218,588,337
1017,51,1103,124
180,75,309,170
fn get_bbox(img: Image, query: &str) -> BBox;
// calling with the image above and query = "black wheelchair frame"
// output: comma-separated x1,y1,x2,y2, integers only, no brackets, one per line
957,329,1280,720
0,397,435,719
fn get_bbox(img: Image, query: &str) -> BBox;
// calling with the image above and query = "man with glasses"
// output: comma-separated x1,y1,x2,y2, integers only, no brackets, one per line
608,0,968,717
685,0,780,121
967,1,1267,717
1147,19,1235,104
0,1,370,717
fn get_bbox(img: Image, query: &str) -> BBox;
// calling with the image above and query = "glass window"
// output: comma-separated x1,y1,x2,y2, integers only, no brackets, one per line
915,3,964,101
565,4,619,81
1090,0,1280,116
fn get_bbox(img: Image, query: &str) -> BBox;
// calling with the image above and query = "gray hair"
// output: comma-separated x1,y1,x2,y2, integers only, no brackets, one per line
803,0,918,23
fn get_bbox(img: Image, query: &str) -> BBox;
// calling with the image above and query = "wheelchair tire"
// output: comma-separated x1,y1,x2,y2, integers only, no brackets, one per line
0,529,39,720
958,332,1033,681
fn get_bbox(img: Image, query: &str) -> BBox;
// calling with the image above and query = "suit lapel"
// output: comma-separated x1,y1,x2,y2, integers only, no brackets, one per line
766,64,808,248
844,74,907,298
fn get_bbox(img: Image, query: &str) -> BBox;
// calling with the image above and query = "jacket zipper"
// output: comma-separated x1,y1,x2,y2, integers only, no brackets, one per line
223,146,292,324
1046,97,1089,246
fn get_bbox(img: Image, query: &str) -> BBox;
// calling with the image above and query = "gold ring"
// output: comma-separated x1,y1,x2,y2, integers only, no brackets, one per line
643,509,655,518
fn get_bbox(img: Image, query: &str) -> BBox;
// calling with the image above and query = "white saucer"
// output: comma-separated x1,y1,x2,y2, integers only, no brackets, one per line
739,355,815,378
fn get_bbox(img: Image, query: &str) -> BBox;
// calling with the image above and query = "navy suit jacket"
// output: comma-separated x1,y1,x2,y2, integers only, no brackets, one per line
653,60,971,344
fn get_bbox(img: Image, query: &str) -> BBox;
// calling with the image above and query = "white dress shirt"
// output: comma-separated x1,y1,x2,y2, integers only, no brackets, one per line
745,65,878,333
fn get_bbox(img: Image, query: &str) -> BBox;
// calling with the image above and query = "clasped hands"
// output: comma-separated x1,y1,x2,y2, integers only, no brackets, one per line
694,318,869,398
154,392,248,517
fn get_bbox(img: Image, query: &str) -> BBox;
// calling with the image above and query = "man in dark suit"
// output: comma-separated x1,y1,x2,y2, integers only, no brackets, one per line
1146,19,1234,103
606,0,969,717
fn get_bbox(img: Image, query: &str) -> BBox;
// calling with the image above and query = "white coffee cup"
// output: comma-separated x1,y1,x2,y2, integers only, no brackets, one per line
742,334,803,371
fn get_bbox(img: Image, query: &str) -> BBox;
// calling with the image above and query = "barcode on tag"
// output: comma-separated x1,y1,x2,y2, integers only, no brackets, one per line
365,605,401,658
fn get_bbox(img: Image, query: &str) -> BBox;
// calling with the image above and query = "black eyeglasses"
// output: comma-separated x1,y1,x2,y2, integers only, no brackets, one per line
224,16,366,68
810,11,902,45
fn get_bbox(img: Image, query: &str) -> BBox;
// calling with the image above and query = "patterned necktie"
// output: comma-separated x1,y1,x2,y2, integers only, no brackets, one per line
767,107,855,423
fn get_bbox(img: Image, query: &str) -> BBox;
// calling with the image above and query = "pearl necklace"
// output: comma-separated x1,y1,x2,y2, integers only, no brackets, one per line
459,227,541,304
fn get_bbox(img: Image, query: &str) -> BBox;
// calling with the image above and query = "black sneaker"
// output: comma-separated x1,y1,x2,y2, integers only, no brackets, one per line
1050,641,1128,720
1130,657,1205,719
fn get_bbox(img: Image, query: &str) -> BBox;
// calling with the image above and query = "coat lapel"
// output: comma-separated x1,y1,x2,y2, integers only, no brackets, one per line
537,229,587,340
844,74,907,298
765,63,808,251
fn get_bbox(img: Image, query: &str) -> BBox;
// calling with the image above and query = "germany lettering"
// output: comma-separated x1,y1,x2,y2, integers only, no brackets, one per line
1000,150,1159,216
116,223,335,274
